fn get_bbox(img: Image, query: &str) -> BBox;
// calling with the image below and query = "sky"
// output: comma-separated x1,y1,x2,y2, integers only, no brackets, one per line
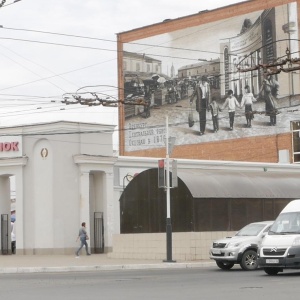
0,0,246,147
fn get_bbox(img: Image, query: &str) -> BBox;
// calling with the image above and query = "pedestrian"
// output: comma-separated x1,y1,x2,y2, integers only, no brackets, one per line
209,97,220,132
240,85,257,128
258,74,279,126
221,89,240,130
75,222,91,257
190,75,211,135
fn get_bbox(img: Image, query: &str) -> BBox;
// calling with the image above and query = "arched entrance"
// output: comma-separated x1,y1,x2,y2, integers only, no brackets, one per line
120,168,193,233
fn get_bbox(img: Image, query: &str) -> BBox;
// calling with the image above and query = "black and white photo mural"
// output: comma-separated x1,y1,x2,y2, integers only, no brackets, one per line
121,2,300,152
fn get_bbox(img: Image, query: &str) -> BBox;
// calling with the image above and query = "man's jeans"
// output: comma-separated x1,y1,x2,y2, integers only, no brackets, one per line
76,238,90,256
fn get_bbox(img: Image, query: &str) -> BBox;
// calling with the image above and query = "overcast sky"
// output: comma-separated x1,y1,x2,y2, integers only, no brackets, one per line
0,0,246,144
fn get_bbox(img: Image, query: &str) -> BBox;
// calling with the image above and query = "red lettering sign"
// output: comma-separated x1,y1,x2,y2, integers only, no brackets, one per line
0,142,19,152
11,142,19,151
4,143,11,151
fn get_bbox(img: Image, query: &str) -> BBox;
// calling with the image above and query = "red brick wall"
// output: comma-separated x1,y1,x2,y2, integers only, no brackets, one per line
124,132,292,163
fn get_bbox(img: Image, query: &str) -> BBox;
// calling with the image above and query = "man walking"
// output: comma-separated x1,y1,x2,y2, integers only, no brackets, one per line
75,222,91,257
190,75,211,135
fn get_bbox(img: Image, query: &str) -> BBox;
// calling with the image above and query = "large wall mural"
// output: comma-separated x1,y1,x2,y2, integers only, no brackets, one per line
121,2,299,152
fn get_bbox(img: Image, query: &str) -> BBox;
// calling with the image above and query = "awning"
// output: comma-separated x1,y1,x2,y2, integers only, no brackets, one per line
178,170,300,199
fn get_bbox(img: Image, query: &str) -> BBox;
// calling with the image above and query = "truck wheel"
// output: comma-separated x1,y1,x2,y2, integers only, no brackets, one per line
264,267,280,275
216,261,234,270
240,250,258,270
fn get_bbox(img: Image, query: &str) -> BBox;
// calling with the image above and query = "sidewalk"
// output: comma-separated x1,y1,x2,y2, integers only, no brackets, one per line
0,254,214,274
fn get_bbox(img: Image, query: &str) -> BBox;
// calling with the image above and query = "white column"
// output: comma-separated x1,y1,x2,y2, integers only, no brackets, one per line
0,176,10,214
0,176,10,253
79,172,91,237
103,171,114,249
15,171,24,253
288,3,298,59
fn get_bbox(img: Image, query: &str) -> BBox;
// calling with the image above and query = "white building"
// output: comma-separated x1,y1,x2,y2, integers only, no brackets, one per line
0,121,116,255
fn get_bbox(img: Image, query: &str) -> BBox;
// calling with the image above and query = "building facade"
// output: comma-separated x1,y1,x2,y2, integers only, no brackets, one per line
0,121,117,255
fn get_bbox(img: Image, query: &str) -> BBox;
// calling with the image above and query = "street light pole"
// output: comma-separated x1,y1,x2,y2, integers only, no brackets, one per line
164,115,175,263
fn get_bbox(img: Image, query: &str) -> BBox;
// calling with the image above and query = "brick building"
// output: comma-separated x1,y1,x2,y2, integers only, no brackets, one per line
110,0,300,260
117,0,300,164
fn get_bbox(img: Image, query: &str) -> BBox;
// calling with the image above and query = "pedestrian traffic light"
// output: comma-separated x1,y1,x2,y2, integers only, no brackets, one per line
158,159,165,188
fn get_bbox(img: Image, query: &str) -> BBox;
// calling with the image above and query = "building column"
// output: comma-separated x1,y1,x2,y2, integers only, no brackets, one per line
0,176,11,254
0,176,10,214
15,171,24,253
103,171,114,251
79,172,91,237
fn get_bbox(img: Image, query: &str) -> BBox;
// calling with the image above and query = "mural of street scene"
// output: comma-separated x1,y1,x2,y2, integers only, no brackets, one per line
122,2,300,152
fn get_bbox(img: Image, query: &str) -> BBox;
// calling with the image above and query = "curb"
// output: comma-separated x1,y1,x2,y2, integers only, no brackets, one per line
0,262,215,274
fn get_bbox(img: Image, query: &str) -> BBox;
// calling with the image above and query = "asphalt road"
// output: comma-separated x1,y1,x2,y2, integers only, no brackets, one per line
1,266,300,300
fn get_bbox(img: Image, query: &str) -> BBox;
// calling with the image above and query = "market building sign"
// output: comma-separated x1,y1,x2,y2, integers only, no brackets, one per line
0,136,22,157
0,142,19,151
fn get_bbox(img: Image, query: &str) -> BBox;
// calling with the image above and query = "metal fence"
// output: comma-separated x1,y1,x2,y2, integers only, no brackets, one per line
94,212,104,253
1,214,9,255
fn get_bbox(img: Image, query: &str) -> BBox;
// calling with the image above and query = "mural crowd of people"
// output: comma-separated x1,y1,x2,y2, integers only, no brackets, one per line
124,71,280,136
189,74,280,135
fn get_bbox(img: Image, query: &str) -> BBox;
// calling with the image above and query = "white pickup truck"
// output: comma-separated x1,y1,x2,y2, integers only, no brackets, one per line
210,221,273,271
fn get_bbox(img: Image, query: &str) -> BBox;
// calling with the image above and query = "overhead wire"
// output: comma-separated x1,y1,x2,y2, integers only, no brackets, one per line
0,43,83,92
0,7,298,134
0,23,298,96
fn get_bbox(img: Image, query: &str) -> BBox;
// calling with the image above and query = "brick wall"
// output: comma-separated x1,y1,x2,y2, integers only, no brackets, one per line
108,232,236,261
124,132,292,163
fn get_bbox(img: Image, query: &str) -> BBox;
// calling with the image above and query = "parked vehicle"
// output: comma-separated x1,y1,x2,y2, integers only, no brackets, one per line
210,221,273,271
258,199,300,275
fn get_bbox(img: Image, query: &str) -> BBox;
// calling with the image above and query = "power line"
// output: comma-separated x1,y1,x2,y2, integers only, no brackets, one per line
0,43,80,92
1,26,223,56
0,0,21,8
0,57,116,92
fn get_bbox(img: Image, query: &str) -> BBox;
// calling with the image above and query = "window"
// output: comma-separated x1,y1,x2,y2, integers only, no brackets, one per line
291,121,300,163
136,63,140,72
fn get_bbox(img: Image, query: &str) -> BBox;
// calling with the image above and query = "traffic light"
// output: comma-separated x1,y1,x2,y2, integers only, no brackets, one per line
158,159,165,188
171,159,178,188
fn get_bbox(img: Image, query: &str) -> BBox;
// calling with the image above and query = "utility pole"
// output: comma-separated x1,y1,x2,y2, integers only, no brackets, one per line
164,115,176,263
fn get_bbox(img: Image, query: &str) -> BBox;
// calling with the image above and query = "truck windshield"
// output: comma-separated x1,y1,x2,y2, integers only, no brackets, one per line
269,212,300,235
235,223,266,236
